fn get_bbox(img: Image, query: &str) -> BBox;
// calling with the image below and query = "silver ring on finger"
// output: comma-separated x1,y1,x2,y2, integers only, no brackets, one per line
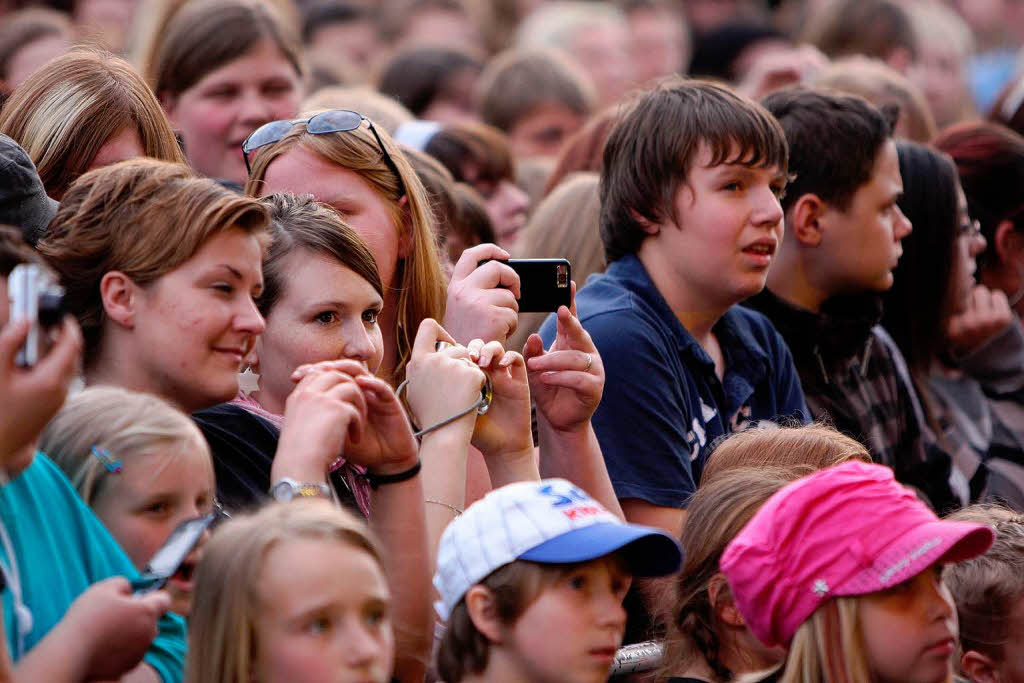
584,353,593,372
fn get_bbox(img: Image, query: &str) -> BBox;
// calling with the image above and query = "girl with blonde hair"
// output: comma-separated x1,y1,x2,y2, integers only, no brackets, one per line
245,109,517,382
42,386,216,617
721,461,996,683
0,48,184,200
186,500,394,683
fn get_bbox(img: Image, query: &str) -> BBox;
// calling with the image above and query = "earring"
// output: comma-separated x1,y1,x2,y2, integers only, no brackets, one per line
238,366,261,396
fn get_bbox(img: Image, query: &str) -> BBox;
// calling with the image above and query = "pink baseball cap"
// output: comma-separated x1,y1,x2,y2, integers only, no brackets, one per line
720,461,994,648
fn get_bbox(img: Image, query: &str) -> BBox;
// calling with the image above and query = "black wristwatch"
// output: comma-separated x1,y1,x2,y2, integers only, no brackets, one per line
270,478,332,502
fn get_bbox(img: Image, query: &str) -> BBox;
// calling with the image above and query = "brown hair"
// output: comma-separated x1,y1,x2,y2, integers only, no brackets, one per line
0,224,40,278
423,120,516,187
436,560,564,683
38,158,269,366
258,193,383,317
660,467,801,681
146,0,302,98
700,424,872,487
187,500,384,683
0,48,185,200
508,172,603,352
474,48,596,133
944,505,1024,664
814,56,937,144
802,0,917,63
245,112,447,383
601,77,788,262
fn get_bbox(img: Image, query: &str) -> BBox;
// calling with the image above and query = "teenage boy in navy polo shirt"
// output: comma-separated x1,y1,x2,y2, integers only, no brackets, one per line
539,77,808,537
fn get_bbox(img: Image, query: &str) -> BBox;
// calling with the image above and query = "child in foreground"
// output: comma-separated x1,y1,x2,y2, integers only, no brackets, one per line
721,461,995,683
433,477,683,683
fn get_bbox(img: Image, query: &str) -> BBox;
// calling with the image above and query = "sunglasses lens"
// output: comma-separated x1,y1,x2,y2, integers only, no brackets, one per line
243,120,296,154
307,109,363,135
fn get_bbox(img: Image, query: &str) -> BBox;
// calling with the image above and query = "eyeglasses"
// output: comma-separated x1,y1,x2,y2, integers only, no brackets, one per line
959,218,982,239
242,109,406,196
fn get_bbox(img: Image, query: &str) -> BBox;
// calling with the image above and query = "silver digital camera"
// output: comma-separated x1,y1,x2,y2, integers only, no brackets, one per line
8,263,65,367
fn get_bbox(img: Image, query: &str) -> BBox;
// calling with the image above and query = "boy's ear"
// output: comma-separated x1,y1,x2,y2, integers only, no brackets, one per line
708,573,745,627
465,585,505,645
993,219,1024,268
788,193,826,248
960,649,999,683
629,209,660,236
99,271,139,329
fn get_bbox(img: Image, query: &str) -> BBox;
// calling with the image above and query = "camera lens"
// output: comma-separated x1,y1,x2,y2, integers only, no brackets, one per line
37,293,65,327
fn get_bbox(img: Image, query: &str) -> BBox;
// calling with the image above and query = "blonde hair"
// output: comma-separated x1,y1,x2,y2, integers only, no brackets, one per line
661,467,801,681
700,424,872,487
0,48,185,200
38,158,270,366
186,500,383,683
781,598,873,683
245,112,447,383
507,172,604,352
41,386,209,505
814,56,937,143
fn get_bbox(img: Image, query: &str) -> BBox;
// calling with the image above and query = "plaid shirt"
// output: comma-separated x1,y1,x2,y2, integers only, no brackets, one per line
746,290,960,510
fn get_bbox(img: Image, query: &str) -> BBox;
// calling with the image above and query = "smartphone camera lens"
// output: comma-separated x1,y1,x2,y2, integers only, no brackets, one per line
556,264,569,288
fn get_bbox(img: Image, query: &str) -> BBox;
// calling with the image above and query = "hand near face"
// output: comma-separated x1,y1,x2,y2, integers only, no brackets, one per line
404,319,487,433
274,363,367,483
0,316,82,468
524,291,604,434
291,359,419,476
468,339,533,461
443,243,521,345
58,577,170,681
947,284,1015,354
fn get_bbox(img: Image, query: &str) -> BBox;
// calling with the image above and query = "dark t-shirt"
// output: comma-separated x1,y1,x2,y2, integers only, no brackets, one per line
193,403,362,516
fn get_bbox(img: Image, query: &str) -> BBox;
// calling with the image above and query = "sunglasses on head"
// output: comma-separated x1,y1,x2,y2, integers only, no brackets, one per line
242,109,406,196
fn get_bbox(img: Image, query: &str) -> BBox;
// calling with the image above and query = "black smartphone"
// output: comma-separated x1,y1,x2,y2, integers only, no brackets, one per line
131,513,216,594
481,258,571,313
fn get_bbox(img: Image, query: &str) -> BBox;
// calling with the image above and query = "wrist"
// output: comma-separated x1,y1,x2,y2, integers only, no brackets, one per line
537,413,591,441
366,452,421,477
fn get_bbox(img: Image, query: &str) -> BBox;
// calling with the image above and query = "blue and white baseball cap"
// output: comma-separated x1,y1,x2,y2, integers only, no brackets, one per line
433,478,683,620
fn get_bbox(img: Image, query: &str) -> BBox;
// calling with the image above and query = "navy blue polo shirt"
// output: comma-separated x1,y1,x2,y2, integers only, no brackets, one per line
539,254,808,508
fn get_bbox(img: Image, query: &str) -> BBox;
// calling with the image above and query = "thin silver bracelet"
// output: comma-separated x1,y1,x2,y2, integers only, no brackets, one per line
425,499,463,516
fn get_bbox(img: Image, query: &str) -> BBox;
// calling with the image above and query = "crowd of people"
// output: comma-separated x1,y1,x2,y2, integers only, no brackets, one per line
1,0,1024,681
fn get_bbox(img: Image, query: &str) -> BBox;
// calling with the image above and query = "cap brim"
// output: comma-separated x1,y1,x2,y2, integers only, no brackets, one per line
517,522,683,577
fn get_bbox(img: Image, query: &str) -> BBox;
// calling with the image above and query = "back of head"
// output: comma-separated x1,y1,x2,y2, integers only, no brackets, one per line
187,500,380,683
0,48,185,200
882,141,960,373
38,158,269,366
600,76,787,263
934,121,1024,271
944,505,1024,668
802,0,916,66
40,385,206,505
762,87,894,214
147,0,302,99
474,48,596,133
814,56,936,144
661,466,802,681
423,121,515,186
258,192,382,319
377,46,481,118
700,423,872,487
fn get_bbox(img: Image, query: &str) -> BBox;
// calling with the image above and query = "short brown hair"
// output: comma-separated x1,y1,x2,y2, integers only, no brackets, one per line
258,193,382,317
147,0,302,98
475,48,596,133
700,423,872,486
802,0,917,63
0,224,39,278
436,560,564,682
38,158,269,366
0,48,185,200
423,121,516,187
945,505,1024,665
600,77,788,262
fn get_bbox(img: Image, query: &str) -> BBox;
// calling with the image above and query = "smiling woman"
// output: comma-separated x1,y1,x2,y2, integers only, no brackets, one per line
37,158,270,414
146,0,304,186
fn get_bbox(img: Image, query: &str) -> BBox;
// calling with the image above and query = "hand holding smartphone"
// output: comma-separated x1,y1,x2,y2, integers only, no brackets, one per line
478,258,571,313
131,513,218,594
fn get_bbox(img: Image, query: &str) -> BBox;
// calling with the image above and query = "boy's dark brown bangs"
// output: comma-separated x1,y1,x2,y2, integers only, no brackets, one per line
700,106,789,172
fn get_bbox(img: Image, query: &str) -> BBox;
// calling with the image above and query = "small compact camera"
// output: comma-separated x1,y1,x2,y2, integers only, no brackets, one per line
8,263,65,367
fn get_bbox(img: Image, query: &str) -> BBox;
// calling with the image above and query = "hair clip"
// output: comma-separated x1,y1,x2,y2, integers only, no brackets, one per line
90,446,122,474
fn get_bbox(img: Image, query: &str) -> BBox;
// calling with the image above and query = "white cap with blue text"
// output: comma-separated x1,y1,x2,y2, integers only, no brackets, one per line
433,478,683,621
